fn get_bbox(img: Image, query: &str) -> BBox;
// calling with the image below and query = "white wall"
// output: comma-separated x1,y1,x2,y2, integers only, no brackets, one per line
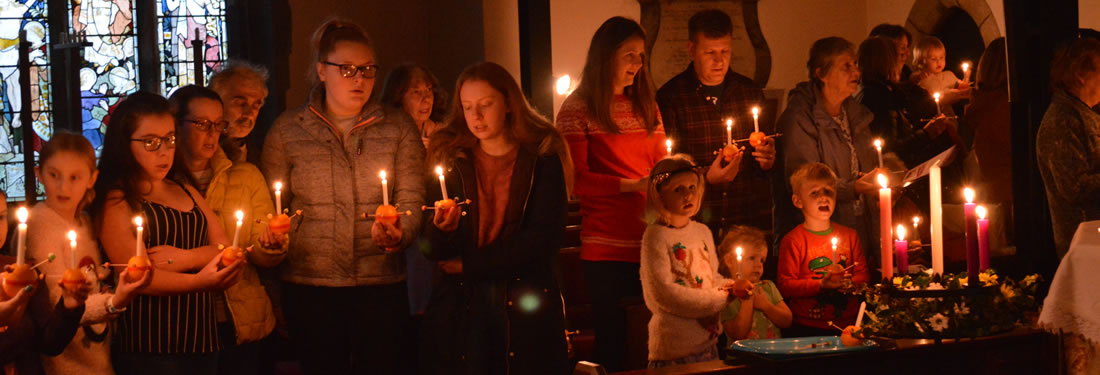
549,0,641,117
1082,0,1100,31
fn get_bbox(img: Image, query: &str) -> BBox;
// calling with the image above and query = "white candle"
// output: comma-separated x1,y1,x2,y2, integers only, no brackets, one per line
134,216,146,258
735,246,743,279
15,207,27,266
913,216,920,229
831,236,839,263
873,138,884,168
274,181,282,214
930,163,944,275
232,210,243,248
855,301,867,327
961,62,971,82
436,166,449,199
379,170,389,206
665,139,672,155
725,119,733,145
933,92,942,114
67,230,77,269
751,106,760,133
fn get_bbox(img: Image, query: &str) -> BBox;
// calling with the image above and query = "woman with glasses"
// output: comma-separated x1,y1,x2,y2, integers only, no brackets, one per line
92,91,244,375
260,17,425,375
380,63,447,148
169,85,286,374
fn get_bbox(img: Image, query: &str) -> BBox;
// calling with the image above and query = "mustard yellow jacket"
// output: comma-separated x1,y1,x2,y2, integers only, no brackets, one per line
204,147,286,343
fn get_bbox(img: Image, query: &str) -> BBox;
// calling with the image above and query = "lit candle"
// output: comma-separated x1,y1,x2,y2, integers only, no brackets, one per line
436,166,449,199
977,205,990,272
15,207,27,266
134,216,146,257
555,75,571,96
735,246,743,279
665,139,672,155
873,138,884,168
895,225,908,275
725,119,733,145
751,106,760,133
878,174,893,281
379,170,389,206
963,188,978,287
273,181,282,214
929,163,944,275
961,62,971,82
232,210,244,248
912,216,922,245
933,92,942,115
831,236,839,263
67,230,78,269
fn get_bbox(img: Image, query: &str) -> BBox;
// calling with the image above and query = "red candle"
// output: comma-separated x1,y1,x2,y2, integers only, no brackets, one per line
977,206,990,272
878,174,893,281
895,225,908,275
963,188,979,287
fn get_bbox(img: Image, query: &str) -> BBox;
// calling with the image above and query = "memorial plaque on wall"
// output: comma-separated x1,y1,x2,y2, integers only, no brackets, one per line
640,0,771,89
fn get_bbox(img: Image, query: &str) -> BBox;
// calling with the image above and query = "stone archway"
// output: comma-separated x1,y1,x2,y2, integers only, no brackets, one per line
905,0,1001,46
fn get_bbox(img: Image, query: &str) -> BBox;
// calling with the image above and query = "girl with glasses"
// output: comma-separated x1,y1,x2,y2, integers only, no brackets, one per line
260,17,425,375
92,91,244,375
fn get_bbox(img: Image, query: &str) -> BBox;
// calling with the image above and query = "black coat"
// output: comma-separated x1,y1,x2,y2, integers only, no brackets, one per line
423,146,569,375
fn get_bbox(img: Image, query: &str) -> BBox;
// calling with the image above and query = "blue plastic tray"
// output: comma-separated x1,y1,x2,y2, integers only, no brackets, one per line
729,336,878,360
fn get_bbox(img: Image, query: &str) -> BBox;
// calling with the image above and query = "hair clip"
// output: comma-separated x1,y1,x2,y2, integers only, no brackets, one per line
652,165,707,188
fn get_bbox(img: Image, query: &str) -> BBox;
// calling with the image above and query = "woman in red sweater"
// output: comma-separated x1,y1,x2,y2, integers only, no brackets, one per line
555,16,666,372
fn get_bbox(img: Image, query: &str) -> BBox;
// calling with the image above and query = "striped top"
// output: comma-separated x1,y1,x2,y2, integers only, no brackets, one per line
116,181,221,353
556,93,666,263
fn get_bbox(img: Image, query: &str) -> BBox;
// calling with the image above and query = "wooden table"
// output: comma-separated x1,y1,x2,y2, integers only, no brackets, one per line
616,327,1057,375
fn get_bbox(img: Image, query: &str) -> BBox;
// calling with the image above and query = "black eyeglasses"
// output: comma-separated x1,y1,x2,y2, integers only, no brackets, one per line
130,135,176,152
322,61,379,79
184,119,229,134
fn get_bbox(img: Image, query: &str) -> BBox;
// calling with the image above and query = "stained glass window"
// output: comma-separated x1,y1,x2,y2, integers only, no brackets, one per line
0,0,50,201
69,0,140,152
157,0,227,96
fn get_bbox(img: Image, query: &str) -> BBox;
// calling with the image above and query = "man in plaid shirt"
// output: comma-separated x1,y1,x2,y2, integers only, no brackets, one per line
656,9,777,239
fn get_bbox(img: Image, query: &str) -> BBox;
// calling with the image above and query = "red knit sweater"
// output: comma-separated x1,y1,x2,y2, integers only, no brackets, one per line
557,93,666,263
777,223,869,329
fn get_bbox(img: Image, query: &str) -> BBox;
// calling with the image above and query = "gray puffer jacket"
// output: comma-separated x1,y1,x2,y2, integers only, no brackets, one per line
261,87,426,287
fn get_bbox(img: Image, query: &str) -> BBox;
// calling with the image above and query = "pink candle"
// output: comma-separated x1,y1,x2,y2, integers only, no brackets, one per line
895,225,908,275
977,206,990,272
963,188,979,286
878,174,893,281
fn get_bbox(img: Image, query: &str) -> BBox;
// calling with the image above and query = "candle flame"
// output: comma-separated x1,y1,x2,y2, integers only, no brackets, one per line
15,206,27,223
435,166,444,177
133,216,143,227
274,181,282,191
665,139,672,149
726,119,733,128
963,187,975,203
831,236,838,248
877,174,888,189
933,92,941,102
235,210,244,221
555,75,571,95
913,216,921,227
67,230,77,243
976,205,987,220
379,170,387,180
897,225,906,241
751,106,759,118
873,138,883,151
735,246,742,261
962,62,970,72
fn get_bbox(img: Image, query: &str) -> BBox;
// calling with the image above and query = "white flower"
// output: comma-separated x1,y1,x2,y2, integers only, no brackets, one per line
926,282,945,290
926,313,949,332
953,302,970,315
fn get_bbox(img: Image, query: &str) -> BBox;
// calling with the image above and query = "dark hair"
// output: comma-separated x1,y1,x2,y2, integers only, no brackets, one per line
869,24,912,46
1051,37,1100,93
576,17,658,135
379,64,448,122
40,131,97,216
309,17,372,85
859,36,900,83
688,9,732,42
975,37,1007,92
807,37,856,85
429,62,574,192
91,91,175,216
168,85,223,186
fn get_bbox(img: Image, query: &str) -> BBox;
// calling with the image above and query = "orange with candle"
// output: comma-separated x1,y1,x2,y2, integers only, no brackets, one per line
420,165,472,216
722,119,740,162
60,230,86,292
126,216,151,283
730,247,754,298
3,207,37,299
220,211,248,268
749,106,766,148
267,181,303,236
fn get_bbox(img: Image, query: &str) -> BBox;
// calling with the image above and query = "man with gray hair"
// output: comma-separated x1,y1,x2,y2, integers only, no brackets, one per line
210,60,269,162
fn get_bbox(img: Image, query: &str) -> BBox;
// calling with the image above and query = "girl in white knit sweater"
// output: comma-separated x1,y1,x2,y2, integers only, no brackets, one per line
640,155,741,368
26,132,151,374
